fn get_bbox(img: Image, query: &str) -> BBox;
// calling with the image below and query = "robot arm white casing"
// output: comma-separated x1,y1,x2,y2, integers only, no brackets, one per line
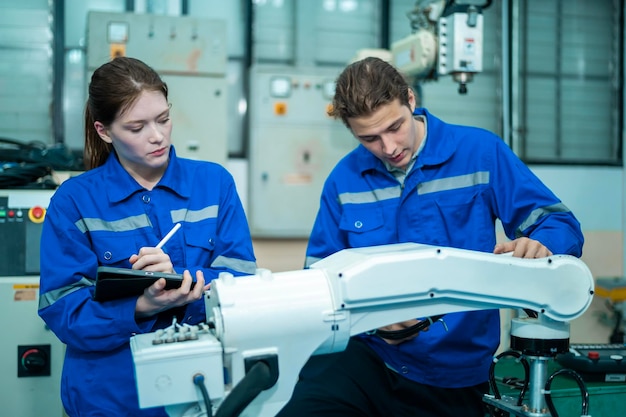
317,243,592,334
131,243,594,417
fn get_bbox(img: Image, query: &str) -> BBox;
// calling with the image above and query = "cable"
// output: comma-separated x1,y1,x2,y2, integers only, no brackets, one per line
0,162,55,189
0,136,84,180
374,314,445,340
0,137,57,188
544,368,590,417
193,373,214,417
487,350,530,417
214,360,275,417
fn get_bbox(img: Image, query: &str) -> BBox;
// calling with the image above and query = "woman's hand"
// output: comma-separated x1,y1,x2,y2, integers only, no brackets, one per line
135,270,210,319
129,247,174,273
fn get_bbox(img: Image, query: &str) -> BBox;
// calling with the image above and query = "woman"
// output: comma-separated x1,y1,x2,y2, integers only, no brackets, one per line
38,56,257,416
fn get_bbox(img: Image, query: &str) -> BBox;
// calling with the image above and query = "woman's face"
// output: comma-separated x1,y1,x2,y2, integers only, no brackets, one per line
94,90,172,182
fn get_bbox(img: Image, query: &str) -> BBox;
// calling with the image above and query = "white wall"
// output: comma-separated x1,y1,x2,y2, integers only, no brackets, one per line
532,166,622,233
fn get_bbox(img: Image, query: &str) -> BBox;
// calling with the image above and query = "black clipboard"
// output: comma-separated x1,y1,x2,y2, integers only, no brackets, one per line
93,266,185,302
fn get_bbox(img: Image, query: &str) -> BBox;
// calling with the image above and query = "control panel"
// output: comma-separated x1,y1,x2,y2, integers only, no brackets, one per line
0,276,65,416
556,343,626,382
0,190,65,416
247,65,356,237
0,190,53,276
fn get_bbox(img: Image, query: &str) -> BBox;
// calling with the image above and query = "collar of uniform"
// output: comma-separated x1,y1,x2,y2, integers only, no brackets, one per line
157,146,192,198
410,108,456,167
104,145,190,203
355,144,385,175
355,107,455,175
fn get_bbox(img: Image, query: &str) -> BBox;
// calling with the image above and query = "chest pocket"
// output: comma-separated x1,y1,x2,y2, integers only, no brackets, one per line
414,188,485,247
92,235,142,267
433,190,479,223
183,221,217,265
339,206,386,247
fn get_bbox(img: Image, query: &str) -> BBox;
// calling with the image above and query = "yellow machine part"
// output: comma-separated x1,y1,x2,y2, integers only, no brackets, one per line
595,277,626,302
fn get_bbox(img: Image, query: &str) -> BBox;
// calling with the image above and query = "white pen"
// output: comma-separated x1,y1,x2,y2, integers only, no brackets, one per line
156,223,181,249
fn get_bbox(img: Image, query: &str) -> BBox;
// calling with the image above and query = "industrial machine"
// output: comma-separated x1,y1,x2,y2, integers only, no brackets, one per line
391,0,491,94
86,12,229,165
247,65,356,237
550,277,626,385
0,189,66,417
130,243,595,417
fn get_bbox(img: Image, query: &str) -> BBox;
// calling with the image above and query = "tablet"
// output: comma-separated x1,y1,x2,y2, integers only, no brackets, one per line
93,266,187,302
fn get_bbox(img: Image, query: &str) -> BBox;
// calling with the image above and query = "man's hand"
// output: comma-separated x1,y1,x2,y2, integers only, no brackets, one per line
493,237,552,259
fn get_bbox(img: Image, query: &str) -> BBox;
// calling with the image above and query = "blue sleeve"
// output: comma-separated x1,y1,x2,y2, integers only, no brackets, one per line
491,139,584,256
305,176,348,267
38,189,153,352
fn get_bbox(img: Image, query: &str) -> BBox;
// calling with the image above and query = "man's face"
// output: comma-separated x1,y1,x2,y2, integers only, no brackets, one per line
348,91,420,170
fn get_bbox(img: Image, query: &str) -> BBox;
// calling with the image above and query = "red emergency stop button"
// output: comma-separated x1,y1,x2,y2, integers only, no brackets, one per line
28,206,46,223
587,351,600,360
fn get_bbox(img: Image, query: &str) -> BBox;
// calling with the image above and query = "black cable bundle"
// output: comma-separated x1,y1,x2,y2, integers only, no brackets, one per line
0,137,83,188
544,368,590,417
487,350,530,417
0,162,54,189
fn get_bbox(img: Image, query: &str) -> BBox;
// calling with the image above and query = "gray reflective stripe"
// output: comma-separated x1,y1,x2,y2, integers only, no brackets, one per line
338,186,401,205
212,255,257,274
516,203,571,237
305,256,322,268
418,171,490,195
38,277,95,309
170,205,219,224
75,214,152,233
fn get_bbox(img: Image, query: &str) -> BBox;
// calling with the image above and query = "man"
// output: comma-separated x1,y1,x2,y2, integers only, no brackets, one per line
276,57,583,417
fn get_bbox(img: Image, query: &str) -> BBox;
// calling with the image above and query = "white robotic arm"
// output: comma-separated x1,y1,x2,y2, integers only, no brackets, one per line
130,243,594,417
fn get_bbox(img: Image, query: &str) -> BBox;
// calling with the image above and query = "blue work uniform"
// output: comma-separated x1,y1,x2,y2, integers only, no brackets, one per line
305,108,583,388
38,146,257,417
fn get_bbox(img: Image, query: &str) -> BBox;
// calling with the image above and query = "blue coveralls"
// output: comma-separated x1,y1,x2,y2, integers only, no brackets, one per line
38,147,257,416
305,108,584,388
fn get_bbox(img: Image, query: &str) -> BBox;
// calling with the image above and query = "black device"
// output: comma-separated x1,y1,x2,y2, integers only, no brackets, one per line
93,266,190,302
555,343,626,383
0,195,46,277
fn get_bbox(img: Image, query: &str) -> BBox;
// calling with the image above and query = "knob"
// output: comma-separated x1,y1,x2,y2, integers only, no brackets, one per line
21,348,48,373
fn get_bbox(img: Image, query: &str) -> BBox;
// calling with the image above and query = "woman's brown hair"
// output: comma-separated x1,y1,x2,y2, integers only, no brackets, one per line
83,57,168,170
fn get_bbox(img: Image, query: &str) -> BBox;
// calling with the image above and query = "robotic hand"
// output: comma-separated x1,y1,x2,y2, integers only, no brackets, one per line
130,243,594,417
